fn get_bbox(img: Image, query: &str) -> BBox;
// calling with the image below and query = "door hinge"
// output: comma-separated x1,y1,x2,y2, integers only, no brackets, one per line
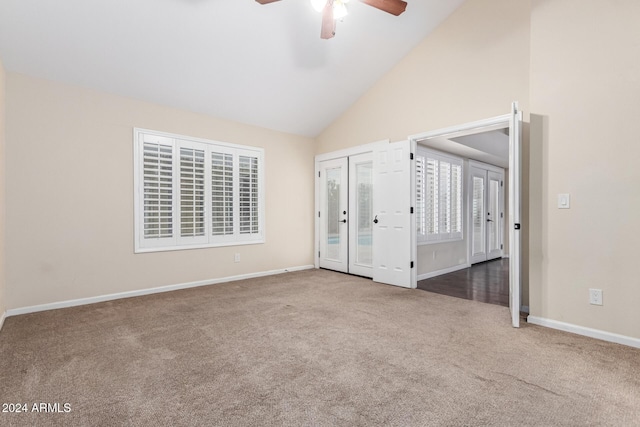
318,211,321,218
410,153,414,160
501,212,504,218
501,180,504,187
410,261,414,269
501,244,503,250
410,207,414,214
318,171,320,178
318,251,320,257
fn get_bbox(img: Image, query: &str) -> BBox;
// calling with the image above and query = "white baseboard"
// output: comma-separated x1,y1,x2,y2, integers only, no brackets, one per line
6,265,315,317
527,316,640,349
418,263,470,281
0,311,6,332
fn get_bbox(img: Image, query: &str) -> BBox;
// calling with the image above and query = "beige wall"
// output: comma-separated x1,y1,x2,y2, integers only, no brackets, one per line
0,58,6,321
5,74,315,310
529,0,640,338
317,0,531,305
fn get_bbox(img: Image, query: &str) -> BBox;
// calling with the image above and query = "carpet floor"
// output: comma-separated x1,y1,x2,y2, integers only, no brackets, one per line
1,269,639,426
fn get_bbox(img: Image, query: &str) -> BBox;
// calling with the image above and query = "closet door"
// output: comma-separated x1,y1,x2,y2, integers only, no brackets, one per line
319,158,349,273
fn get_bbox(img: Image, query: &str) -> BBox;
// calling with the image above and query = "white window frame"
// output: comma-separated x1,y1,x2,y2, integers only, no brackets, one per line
134,128,265,253
416,147,463,245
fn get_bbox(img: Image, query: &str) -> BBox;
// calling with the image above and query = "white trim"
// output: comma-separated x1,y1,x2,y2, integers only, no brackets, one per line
0,311,6,332
5,265,314,317
527,316,640,349
315,140,389,163
409,114,511,143
417,263,469,281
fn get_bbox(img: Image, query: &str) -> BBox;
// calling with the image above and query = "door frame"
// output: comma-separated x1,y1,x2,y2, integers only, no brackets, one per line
408,104,522,322
314,140,389,270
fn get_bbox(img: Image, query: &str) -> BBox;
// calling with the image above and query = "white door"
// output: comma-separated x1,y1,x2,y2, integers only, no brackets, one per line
509,102,522,328
470,165,504,264
372,140,412,288
319,158,349,273
349,153,374,277
486,170,504,260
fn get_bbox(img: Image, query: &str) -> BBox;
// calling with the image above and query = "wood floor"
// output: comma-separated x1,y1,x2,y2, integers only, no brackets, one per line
417,258,509,307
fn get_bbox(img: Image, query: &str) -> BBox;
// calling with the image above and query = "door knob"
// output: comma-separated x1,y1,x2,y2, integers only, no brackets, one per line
373,215,379,224
487,219,493,222
339,219,347,223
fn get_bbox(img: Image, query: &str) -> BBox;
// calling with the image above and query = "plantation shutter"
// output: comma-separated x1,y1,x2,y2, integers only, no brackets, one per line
135,129,264,252
415,154,426,241
451,164,463,236
439,161,451,235
416,147,464,243
211,151,234,236
179,144,206,240
426,158,438,236
238,154,260,235
142,138,174,244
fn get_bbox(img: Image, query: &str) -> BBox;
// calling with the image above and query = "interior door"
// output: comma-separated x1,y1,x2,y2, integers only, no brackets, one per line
509,102,522,328
372,140,412,288
486,170,504,260
349,153,374,277
470,165,504,264
319,158,349,273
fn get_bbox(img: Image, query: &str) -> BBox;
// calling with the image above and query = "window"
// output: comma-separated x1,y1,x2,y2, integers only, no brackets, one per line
416,148,463,243
134,129,264,252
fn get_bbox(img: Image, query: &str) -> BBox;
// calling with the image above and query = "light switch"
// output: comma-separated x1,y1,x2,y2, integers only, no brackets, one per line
558,193,570,209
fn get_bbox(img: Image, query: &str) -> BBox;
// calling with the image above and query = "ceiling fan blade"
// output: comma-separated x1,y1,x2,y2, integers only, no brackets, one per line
321,0,336,39
359,0,407,16
255,0,281,4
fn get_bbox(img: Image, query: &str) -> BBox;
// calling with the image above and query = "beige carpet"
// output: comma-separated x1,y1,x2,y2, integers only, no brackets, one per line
1,269,639,426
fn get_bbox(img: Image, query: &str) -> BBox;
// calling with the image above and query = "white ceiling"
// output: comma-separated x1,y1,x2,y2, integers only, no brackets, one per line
0,0,465,137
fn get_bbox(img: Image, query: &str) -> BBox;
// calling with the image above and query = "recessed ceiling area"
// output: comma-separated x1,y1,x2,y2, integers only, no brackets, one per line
0,0,466,137
418,128,509,168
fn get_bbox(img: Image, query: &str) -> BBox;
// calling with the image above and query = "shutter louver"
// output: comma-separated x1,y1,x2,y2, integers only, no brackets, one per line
416,155,426,239
426,158,438,235
439,161,451,234
180,147,206,237
452,164,462,234
239,155,259,234
143,142,173,239
211,152,234,236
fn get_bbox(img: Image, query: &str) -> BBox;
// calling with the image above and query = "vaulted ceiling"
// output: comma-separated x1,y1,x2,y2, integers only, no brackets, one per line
0,0,465,137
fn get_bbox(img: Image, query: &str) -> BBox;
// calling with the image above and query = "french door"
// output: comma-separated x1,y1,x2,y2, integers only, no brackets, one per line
318,154,374,277
470,163,505,264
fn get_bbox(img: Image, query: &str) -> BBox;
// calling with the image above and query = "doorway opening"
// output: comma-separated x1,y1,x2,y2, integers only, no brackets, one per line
409,103,522,327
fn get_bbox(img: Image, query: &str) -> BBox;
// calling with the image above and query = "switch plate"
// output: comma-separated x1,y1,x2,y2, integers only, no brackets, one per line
234,253,240,263
589,288,603,305
558,193,571,209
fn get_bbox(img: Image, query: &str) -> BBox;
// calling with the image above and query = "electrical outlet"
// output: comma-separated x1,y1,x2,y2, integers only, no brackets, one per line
234,253,240,263
589,288,603,305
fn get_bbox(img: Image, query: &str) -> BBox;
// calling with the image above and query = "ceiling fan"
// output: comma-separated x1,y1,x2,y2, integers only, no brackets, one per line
255,0,408,39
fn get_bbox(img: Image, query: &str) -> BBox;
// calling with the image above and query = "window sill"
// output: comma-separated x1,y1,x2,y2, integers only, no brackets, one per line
135,238,265,254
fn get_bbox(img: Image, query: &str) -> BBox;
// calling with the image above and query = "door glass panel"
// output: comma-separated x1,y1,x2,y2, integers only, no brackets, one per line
326,167,341,260
472,176,485,255
356,162,373,266
488,178,500,252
